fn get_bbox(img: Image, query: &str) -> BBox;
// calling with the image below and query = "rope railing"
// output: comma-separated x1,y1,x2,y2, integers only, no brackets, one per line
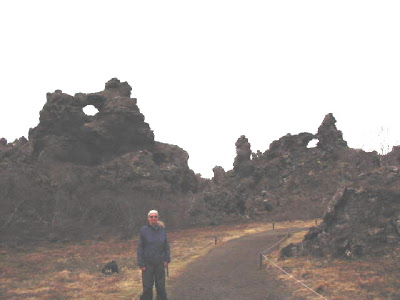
260,230,291,255
259,225,328,300
261,254,328,300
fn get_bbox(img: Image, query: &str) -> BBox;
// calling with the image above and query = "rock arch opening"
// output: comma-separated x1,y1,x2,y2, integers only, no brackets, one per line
83,105,99,116
307,138,319,148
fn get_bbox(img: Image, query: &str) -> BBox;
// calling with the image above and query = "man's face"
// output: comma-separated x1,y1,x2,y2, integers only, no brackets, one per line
148,213,159,226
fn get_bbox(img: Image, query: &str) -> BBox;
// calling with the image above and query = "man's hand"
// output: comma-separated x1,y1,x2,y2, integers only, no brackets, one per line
164,262,169,267
141,267,146,271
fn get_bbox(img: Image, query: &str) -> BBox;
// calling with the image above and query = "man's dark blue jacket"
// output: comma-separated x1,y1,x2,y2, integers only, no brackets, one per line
137,224,171,268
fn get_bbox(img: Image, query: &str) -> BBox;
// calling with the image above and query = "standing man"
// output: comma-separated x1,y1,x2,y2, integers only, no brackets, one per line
137,210,170,300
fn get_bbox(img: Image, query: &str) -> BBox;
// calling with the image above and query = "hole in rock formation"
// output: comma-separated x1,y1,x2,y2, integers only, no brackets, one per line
83,105,99,116
307,138,319,148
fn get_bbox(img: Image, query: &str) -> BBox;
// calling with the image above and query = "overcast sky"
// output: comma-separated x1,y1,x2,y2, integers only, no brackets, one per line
1,1,400,178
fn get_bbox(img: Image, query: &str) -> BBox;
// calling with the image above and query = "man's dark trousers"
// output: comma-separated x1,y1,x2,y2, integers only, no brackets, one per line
140,263,167,300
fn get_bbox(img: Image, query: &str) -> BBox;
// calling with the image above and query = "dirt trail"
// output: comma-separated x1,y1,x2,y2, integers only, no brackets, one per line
168,228,307,300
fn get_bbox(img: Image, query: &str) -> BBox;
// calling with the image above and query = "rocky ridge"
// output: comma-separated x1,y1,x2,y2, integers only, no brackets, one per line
0,79,198,244
187,114,379,224
187,114,400,258
1,79,400,258
280,168,400,258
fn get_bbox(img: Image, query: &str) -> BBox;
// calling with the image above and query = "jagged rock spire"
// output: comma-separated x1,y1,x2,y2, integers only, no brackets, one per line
212,166,226,185
233,135,254,177
104,78,132,98
316,113,347,151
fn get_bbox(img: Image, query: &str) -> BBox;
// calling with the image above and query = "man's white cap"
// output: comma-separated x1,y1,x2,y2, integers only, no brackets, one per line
148,210,159,216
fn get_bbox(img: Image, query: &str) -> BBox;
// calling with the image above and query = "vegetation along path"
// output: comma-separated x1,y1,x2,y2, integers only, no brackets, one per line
169,228,307,300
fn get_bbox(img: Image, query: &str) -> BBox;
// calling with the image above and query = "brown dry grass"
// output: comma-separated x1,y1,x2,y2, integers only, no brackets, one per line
1,219,398,299
268,227,400,300
0,220,309,299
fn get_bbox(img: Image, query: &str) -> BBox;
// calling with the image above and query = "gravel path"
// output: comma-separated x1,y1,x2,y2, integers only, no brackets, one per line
168,228,307,300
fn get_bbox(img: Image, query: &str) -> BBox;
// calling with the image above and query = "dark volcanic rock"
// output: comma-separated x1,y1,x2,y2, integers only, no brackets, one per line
188,113,386,228
29,78,154,165
282,177,400,258
316,113,348,152
382,146,400,166
233,135,254,177
0,79,198,244
264,132,315,160
212,166,226,185
2,78,400,261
